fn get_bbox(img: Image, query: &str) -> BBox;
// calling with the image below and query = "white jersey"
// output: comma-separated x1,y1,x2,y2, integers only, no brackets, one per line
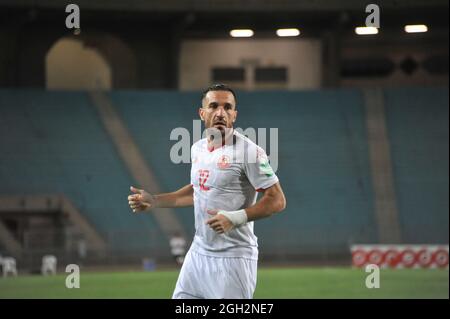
190,130,279,260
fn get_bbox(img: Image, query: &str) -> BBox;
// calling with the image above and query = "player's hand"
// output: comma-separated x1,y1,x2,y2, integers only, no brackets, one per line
205,210,234,234
128,186,157,213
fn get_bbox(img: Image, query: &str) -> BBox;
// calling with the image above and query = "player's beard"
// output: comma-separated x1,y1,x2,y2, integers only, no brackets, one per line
206,125,233,146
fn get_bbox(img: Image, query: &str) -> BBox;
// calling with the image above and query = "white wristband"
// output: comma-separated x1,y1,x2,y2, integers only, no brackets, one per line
217,209,248,227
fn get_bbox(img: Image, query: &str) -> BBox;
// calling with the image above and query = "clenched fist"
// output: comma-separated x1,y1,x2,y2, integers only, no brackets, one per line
128,186,157,213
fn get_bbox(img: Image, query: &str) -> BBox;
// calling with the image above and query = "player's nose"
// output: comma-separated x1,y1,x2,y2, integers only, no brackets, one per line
215,106,226,117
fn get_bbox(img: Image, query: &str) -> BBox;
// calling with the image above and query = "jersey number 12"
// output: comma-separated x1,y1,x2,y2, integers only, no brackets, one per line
198,169,210,191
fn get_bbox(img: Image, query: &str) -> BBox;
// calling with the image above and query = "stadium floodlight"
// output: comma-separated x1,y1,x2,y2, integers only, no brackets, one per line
230,29,254,37
404,24,428,33
276,28,300,37
355,26,379,35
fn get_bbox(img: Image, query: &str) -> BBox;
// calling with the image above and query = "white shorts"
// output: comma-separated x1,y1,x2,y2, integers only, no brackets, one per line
172,249,257,299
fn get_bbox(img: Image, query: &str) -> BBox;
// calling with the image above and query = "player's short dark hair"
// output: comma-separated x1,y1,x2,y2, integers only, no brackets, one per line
202,83,237,105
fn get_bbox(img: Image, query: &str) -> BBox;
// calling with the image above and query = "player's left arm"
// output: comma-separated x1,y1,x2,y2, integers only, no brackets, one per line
206,182,286,234
245,182,286,220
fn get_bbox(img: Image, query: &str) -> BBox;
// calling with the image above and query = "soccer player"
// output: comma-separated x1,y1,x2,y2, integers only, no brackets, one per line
128,84,286,299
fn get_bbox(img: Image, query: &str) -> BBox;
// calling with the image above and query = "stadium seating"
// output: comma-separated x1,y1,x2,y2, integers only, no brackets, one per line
0,89,167,256
384,87,449,244
0,87,448,261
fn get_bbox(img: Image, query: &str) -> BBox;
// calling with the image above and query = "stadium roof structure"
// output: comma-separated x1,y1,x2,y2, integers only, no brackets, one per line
0,0,448,38
0,0,448,12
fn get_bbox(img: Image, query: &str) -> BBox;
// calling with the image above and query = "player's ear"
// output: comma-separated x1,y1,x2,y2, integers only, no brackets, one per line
198,107,205,121
233,110,238,123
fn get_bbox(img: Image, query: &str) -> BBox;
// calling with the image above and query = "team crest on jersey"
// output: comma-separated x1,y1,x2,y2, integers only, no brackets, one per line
217,155,231,169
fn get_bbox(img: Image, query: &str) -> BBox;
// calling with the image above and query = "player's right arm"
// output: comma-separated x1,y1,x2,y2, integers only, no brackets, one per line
127,184,193,213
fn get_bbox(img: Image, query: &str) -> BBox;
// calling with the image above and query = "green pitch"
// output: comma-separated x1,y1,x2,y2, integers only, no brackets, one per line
0,267,447,299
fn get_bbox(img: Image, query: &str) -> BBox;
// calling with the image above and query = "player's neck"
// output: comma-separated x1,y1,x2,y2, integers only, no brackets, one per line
207,128,234,152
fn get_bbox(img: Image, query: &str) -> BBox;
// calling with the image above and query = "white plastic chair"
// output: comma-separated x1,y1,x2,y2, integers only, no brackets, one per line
41,255,57,275
2,257,18,277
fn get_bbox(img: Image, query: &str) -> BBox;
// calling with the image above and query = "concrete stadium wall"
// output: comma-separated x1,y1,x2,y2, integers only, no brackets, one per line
179,39,322,90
